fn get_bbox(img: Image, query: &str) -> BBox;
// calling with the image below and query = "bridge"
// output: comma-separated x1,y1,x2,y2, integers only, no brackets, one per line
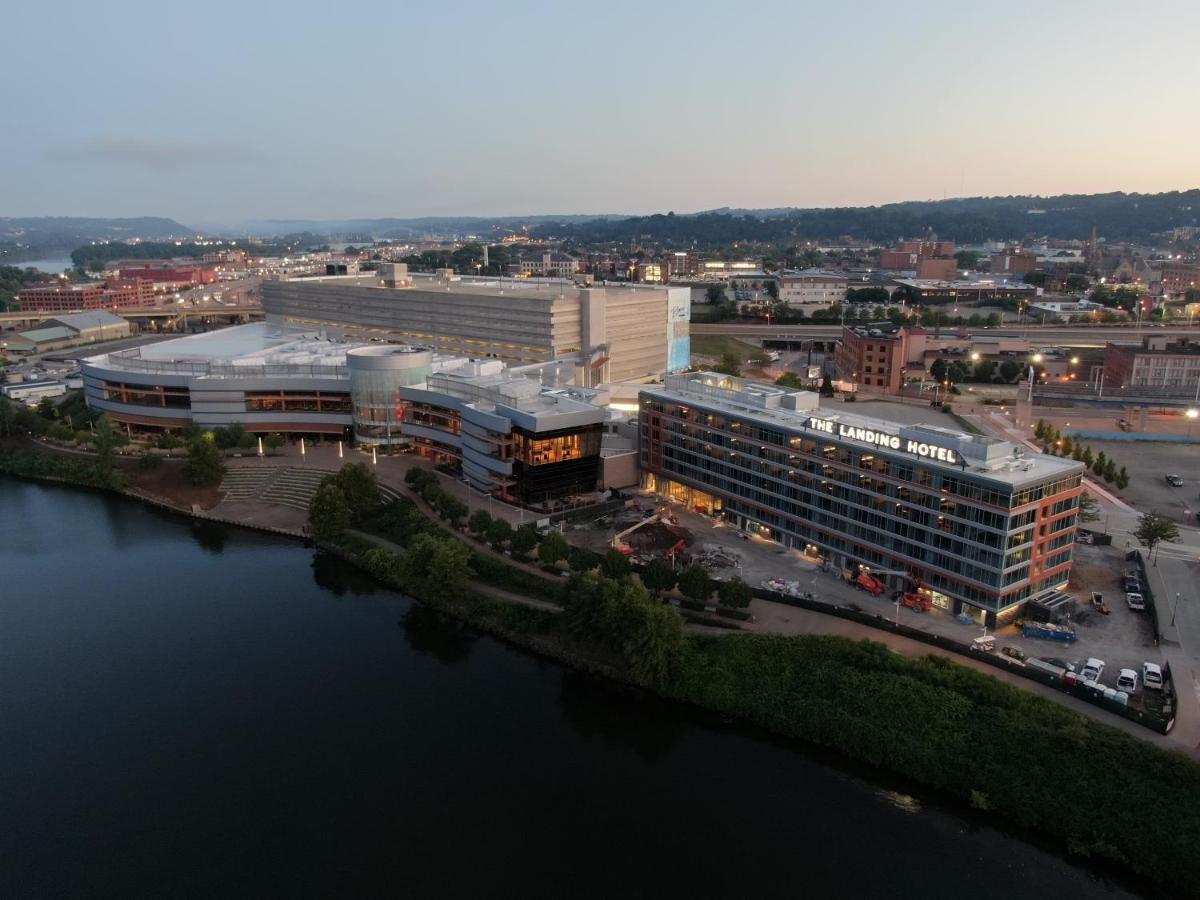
691,322,1200,348
0,305,265,328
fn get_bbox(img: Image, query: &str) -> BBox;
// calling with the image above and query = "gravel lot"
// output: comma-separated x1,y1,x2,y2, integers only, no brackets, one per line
1084,440,1200,523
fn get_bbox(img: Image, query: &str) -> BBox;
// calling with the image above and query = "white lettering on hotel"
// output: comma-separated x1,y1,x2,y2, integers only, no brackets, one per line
806,417,958,464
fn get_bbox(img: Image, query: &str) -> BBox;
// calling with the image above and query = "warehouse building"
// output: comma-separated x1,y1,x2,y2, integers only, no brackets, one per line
639,372,1084,625
1,311,131,354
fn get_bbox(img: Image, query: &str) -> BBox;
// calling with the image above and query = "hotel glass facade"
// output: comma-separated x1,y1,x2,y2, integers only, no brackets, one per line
640,373,1084,622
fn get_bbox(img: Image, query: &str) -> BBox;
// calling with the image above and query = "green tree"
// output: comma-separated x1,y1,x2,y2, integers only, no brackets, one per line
538,530,570,566
715,352,741,377
36,396,57,420
1081,446,1095,468
999,360,1022,383
930,358,948,383
1134,512,1180,565
184,434,226,486
1079,491,1101,522
468,509,493,535
1115,466,1130,490
1091,451,1107,477
1060,436,1074,458
404,533,473,600
308,481,351,541
600,548,632,579
973,359,996,382
568,545,601,572
486,517,513,550
677,564,713,603
641,557,678,596
329,462,379,523
819,373,834,397
509,525,539,560
717,577,754,609
213,422,246,450
264,433,286,451
764,279,779,302
704,284,726,305
1102,457,1119,483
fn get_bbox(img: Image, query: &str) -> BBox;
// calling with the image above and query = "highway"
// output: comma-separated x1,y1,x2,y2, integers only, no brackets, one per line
691,322,1200,347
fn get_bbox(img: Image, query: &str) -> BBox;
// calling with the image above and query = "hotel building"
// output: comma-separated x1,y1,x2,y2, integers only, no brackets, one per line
640,372,1084,625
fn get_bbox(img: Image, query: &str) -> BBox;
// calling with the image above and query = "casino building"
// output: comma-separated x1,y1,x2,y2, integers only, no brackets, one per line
639,372,1085,625
81,323,611,505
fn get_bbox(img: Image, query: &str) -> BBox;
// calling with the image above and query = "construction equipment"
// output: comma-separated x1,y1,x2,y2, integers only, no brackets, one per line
611,510,673,554
900,591,932,612
853,571,885,595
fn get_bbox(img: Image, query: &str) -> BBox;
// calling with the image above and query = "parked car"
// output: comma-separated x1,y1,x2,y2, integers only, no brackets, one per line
1081,657,1105,683
1123,577,1142,593
1075,531,1094,544
1126,592,1146,610
1166,474,1185,487
1001,646,1026,661
1143,662,1165,690
1040,657,1076,672
1116,669,1139,692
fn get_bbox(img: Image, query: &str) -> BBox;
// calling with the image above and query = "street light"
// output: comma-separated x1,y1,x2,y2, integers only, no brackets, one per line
1187,408,1198,437
1031,353,1044,364
1172,591,1184,627
970,351,981,361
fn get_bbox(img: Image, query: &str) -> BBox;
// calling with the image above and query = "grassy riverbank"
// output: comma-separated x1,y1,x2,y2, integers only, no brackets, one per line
4,442,1198,895
336,490,1200,896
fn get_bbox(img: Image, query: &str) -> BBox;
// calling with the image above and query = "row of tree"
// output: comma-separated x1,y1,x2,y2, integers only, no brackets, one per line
1033,421,1130,489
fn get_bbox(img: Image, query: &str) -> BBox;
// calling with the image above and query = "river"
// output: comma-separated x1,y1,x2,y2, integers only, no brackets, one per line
0,478,1139,898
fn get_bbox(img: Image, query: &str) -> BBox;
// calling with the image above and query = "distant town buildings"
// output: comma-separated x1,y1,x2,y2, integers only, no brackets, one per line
776,269,848,307
510,251,579,278
1,311,130,355
17,279,157,313
990,249,1040,278
878,239,956,271
1103,335,1200,396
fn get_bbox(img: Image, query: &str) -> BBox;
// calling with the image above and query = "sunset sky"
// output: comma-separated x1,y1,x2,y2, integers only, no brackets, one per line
6,0,1199,224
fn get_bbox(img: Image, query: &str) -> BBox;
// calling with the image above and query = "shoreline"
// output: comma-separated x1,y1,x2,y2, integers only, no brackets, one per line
4,462,1200,896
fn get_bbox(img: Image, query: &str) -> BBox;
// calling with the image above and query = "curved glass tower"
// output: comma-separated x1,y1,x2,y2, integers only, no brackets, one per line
346,346,433,446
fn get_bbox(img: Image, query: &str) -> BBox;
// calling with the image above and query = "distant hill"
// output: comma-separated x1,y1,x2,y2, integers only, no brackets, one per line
223,215,631,240
0,216,195,264
533,191,1200,246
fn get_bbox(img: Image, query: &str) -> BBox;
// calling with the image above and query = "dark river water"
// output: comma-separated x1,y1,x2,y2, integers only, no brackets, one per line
0,479,1139,898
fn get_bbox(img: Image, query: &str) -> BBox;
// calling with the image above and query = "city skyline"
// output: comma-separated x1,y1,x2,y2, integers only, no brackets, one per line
6,0,1200,223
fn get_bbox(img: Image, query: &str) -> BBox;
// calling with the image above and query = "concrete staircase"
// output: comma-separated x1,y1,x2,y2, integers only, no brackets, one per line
220,465,405,510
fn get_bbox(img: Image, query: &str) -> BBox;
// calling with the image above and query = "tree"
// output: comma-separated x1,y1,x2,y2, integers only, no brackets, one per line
1102,457,1119,483
948,360,971,384
1134,512,1179,565
1091,451,1107,477
308,481,350,541
485,517,513,549
641,558,678,596
264,433,285,451
600,548,632,579
954,250,981,270
404,533,473,600
468,509,493,536
509,525,539,560
930,358,948,383
538,530,570,566
704,284,726,305
677,564,713,603
1115,466,1130,490
1079,491,1100,522
1034,419,1048,441
184,434,226,486
715,352,741,377
568,545,601,572
764,279,779,302
329,462,380,523
973,359,996,382
819,373,834,397
717,577,753,609
36,396,57,420
213,422,247,450
1060,436,1074,458
1081,446,1095,468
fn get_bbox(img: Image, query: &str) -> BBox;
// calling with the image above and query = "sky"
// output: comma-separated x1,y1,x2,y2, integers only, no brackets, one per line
5,0,1200,227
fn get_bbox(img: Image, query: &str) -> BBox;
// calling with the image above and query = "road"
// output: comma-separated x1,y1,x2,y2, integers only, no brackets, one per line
691,322,1200,347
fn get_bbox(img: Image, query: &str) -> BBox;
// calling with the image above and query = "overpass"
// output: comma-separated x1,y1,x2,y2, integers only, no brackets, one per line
691,322,1200,348
0,305,264,328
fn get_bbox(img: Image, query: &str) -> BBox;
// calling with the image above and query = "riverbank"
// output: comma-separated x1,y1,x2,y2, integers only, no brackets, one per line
4,447,1200,895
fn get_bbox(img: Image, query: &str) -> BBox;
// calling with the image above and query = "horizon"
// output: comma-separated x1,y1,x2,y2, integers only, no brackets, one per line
5,1,1199,222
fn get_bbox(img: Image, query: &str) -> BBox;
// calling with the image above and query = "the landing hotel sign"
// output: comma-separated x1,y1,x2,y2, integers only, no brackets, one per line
806,416,960,464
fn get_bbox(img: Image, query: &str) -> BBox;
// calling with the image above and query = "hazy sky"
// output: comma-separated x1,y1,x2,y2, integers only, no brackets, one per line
5,0,1199,225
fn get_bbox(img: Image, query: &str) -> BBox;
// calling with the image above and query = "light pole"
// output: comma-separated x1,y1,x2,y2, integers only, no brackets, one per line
1187,408,1198,438
1172,591,1183,627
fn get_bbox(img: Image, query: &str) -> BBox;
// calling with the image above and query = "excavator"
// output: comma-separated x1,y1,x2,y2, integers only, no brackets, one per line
611,509,679,555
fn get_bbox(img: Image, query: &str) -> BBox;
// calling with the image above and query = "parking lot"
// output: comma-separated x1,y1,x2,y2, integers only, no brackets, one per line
1084,440,1200,524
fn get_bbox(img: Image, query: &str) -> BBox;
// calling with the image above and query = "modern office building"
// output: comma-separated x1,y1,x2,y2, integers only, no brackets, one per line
262,272,690,384
81,323,614,504
640,372,1084,625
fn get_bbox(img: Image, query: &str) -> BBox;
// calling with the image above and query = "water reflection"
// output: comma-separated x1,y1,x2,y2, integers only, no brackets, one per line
556,670,685,762
190,520,229,555
310,549,380,596
399,604,476,665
